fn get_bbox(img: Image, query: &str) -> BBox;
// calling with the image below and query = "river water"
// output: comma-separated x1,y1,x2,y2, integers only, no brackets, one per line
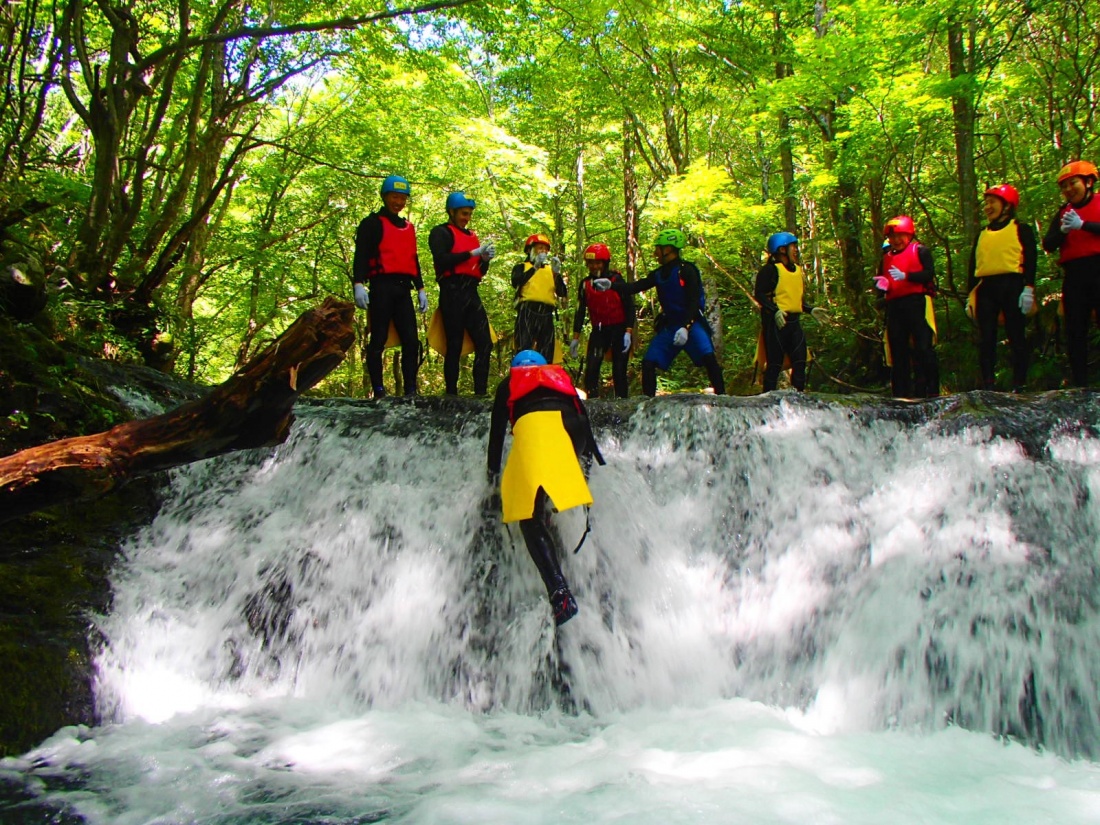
4,392,1100,823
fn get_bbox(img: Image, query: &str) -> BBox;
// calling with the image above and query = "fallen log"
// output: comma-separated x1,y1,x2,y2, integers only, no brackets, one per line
0,296,356,523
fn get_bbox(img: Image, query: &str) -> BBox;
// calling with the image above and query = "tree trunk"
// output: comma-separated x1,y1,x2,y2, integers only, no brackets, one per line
623,115,640,281
948,17,978,290
0,297,355,523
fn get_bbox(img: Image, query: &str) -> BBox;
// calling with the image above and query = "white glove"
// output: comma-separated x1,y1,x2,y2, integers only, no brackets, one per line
533,252,548,267
470,245,484,257
569,338,580,359
810,306,828,323
888,266,906,281
874,275,890,292
622,331,632,353
353,283,369,310
673,327,689,347
1062,209,1084,233
593,278,612,292
417,289,428,314
774,309,787,329
482,243,496,260
1019,285,1035,315
550,256,562,276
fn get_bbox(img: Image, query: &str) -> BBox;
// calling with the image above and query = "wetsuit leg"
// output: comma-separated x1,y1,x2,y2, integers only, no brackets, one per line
997,274,1028,391
440,281,467,395
762,318,784,391
782,319,808,391
610,325,629,398
467,296,493,396
1063,270,1091,386
515,303,556,363
886,298,915,397
518,489,568,596
391,290,420,396
366,281,397,396
642,359,658,396
583,330,605,397
700,353,726,395
975,279,1000,389
910,305,939,398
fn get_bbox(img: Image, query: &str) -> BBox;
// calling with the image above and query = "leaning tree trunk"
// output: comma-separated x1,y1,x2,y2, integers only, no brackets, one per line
0,296,356,523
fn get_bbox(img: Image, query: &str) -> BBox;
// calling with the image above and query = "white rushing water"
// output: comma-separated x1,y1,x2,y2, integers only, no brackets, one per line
5,392,1100,823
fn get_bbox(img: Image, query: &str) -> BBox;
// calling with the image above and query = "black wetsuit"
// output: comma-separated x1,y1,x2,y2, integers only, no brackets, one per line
429,223,492,395
352,209,424,396
573,271,636,398
1042,196,1100,386
754,260,815,392
487,378,603,605
511,261,567,363
967,218,1037,390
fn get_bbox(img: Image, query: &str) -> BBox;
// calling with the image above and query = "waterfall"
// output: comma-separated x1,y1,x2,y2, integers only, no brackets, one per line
7,391,1100,824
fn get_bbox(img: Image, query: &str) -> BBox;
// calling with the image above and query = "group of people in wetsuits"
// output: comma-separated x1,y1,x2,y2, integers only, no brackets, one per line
352,161,1100,625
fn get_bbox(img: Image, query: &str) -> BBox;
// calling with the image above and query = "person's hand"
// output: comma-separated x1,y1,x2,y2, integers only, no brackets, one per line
1062,209,1084,233
810,306,828,323
353,283,369,310
774,308,787,329
533,252,548,267
417,289,428,314
569,337,580,359
874,275,890,292
965,301,975,321
888,266,906,281
550,256,562,276
1019,285,1035,315
482,243,496,260
622,331,632,352
673,326,689,347
593,278,611,292
470,245,484,257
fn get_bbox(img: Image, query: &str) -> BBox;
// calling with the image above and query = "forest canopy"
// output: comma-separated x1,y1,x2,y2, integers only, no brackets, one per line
1,0,1097,398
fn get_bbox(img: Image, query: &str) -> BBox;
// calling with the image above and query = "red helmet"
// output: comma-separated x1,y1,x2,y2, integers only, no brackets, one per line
524,233,551,251
884,215,915,236
583,243,610,262
1057,160,1099,184
984,184,1019,208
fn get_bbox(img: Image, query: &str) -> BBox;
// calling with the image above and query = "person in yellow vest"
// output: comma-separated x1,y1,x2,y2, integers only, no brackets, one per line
486,350,605,627
428,192,496,396
754,232,827,391
873,215,940,398
511,233,567,363
1042,160,1100,386
966,184,1037,392
351,175,428,399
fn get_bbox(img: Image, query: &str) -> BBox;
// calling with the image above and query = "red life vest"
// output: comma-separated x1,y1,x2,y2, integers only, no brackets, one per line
880,241,930,300
374,217,419,276
507,365,578,424
583,274,627,326
1059,196,1100,264
442,224,483,278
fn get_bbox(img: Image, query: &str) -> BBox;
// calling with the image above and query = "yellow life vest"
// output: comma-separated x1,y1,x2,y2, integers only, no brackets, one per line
774,263,805,313
975,221,1025,278
517,262,558,306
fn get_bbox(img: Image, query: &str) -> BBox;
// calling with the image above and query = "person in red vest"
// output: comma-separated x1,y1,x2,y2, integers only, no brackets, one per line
352,175,428,399
428,192,496,396
487,350,604,627
873,215,939,398
1042,160,1100,386
569,243,636,398
966,184,1037,392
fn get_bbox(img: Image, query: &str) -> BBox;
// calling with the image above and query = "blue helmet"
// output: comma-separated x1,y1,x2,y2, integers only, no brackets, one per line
511,350,547,368
381,175,411,196
446,191,476,211
767,231,798,255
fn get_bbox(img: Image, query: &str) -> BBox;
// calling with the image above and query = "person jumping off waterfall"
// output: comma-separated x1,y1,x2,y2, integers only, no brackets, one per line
486,349,605,626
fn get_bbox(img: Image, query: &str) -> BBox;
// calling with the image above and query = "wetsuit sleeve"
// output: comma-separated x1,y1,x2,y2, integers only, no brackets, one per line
573,396,606,467
555,270,568,299
615,274,656,296
1042,211,1066,253
906,245,935,286
487,378,510,475
511,262,532,290
573,280,589,334
620,275,637,328
1018,221,1038,286
428,224,464,276
352,214,382,284
754,262,779,315
966,236,979,293
681,263,705,325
